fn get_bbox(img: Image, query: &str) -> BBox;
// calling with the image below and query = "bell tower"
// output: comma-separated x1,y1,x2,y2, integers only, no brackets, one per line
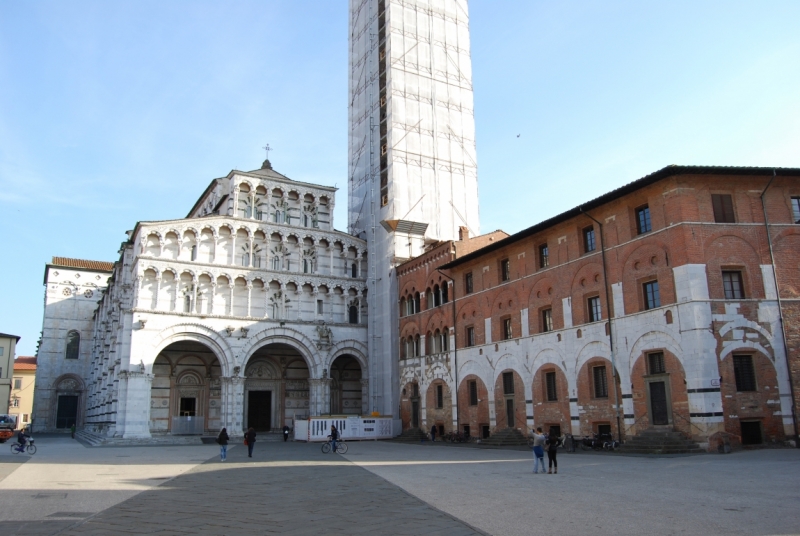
348,0,480,416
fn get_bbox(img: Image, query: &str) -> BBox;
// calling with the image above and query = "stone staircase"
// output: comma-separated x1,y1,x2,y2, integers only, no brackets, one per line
75,429,290,447
619,427,704,454
480,428,529,447
392,428,428,443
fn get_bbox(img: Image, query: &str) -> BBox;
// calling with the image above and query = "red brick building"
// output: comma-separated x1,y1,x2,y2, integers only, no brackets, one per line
398,165,800,449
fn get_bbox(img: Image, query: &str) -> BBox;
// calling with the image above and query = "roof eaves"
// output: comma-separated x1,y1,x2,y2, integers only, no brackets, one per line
440,165,800,270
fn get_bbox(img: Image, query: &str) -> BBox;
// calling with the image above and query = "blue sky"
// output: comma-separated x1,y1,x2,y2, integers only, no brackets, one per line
1,1,798,356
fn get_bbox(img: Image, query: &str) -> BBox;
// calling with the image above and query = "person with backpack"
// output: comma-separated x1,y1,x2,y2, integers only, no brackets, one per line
531,427,547,474
245,427,257,458
217,428,229,461
546,429,559,474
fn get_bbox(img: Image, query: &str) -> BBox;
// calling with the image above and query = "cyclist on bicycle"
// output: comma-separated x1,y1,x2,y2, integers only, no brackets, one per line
16,428,30,452
330,425,338,453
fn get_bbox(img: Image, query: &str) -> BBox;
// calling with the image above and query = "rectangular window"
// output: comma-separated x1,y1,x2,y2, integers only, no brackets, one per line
733,354,757,392
539,244,549,268
22,414,29,423
466,326,475,347
436,384,443,408
593,366,609,398
583,226,596,253
13,378,21,390
500,259,510,282
541,308,553,333
317,300,323,315
545,371,557,401
588,296,602,322
502,317,513,340
11,399,19,408
648,352,666,374
722,271,745,299
712,194,735,223
792,197,800,224
469,380,478,406
465,272,473,294
643,280,661,310
503,371,515,395
636,205,652,234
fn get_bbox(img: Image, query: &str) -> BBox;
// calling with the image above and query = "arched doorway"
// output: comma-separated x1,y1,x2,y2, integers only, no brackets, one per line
149,341,223,435
244,343,310,432
329,355,362,415
53,375,84,430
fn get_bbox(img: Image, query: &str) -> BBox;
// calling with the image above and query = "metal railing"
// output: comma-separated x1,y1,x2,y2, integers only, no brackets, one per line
171,416,205,435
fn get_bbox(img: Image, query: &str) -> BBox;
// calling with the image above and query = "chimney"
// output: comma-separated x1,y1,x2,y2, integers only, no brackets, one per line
459,226,469,241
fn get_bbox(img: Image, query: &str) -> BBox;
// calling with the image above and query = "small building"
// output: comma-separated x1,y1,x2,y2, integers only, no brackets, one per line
10,357,36,429
0,333,20,415
398,165,800,449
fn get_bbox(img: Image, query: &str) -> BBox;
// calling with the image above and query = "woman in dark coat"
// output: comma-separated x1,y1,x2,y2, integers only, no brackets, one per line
546,429,559,474
245,427,257,458
217,427,229,462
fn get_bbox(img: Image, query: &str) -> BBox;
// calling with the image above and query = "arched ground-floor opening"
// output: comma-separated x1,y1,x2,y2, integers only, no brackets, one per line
457,375,490,439
150,340,223,434
329,355,363,415
577,357,624,439
400,381,421,431
630,350,690,437
532,365,571,438
52,375,85,431
494,369,526,432
244,343,309,432
425,379,452,436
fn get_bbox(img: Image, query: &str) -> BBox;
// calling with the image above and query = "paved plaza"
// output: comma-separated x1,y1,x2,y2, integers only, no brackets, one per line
0,436,798,535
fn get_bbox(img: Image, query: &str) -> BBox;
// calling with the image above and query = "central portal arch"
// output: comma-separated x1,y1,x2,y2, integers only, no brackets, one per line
244,342,310,432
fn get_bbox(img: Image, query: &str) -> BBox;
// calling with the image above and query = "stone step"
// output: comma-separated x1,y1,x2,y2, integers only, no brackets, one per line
620,447,705,455
482,428,528,447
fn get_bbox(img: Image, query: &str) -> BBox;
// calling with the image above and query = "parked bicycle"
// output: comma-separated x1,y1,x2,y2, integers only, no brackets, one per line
321,435,348,454
10,437,36,455
579,433,619,451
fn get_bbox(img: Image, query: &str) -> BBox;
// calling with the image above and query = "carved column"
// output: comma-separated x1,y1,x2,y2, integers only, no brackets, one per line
361,378,370,415
117,370,153,439
308,378,331,417
221,375,245,435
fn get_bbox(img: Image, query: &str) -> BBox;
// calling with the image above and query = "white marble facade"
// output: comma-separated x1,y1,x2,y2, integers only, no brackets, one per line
34,162,369,438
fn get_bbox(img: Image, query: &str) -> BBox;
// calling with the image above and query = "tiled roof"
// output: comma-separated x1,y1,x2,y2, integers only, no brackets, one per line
0,333,21,341
51,257,114,272
14,357,36,371
441,165,800,270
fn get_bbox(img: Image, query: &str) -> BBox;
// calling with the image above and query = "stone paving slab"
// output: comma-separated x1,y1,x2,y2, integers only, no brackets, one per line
48,442,485,536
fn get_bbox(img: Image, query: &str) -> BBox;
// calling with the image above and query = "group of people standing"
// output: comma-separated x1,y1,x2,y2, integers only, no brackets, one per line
530,427,558,474
216,427,258,461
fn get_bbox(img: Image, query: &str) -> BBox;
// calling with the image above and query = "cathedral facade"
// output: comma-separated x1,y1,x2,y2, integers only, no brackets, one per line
33,161,369,437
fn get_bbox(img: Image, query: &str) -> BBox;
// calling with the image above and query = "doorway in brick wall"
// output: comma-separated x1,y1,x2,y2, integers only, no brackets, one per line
505,399,515,428
741,420,762,445
411,400,419,428
645,374,672,426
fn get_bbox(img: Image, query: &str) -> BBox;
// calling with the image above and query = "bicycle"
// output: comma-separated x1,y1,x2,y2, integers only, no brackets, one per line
10,438,36,455
320,436,347,454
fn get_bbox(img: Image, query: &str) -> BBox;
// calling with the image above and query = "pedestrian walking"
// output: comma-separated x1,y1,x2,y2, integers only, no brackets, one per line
330,425,339,453
217,427,229,461
283,424,290,442
546,429,558,474
70,424,76,439
245,427,256,458
430,424,437,442
531,427,546,474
